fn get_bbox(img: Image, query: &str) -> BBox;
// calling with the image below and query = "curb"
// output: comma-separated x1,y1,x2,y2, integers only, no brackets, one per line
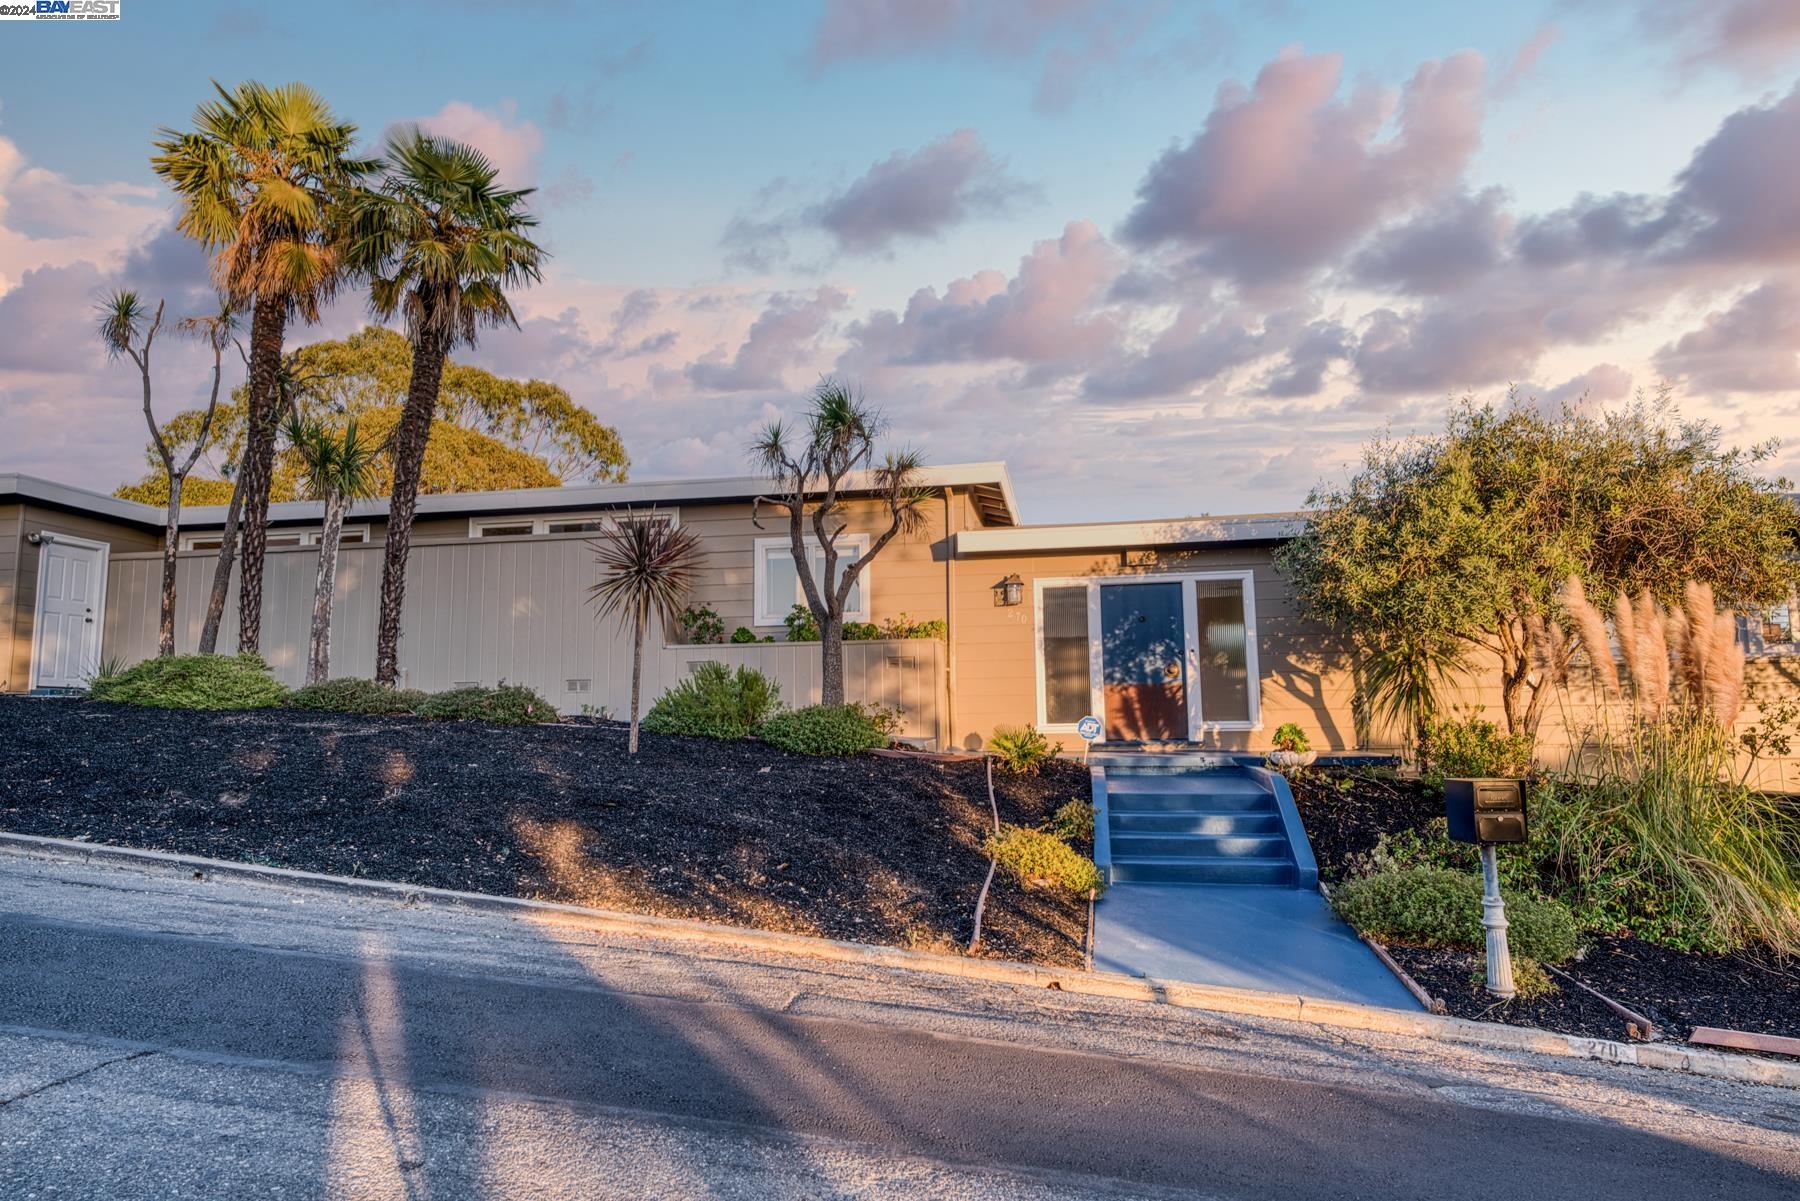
3,830,1796,1091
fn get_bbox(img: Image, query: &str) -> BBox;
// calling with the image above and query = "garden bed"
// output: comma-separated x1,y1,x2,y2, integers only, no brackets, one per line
0,696,1093,967
1292,765,1800,1047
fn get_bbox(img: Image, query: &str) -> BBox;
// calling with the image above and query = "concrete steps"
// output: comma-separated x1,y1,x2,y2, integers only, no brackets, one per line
1100,760,1302,887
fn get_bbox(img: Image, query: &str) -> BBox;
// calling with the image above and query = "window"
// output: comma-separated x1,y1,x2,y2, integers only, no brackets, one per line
180,526,368,551
1747,590,1798,655
1039,585,1092,725
1193,578,1251,723
469,511,678,538
753,535,870,626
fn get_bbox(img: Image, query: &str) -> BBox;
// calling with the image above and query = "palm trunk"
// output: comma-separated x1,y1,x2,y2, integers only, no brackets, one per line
374,333,448,687
628,601,645,754
158,485,182,657
821,612,845,706
235,297,288,655
306,490,347,686
198,476,244,654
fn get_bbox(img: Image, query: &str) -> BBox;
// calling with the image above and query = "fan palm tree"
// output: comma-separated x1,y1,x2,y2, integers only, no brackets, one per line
587,512,704,754
284,413,381,685
152,80,375,655
346,128,545,686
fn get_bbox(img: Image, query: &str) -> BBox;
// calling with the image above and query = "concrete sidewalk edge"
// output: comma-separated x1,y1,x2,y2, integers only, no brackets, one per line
3,830,1795,1091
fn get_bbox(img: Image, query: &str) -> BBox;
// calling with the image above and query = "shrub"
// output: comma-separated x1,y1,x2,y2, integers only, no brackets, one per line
729,626,772,644
989,724,1053,774
879,614,946,640
287,677,427,715
757,703,889,755
1049,799,1095,844
986,824,1105,896
783,604,819,642
678,604,725,645
642,662,782,739
1271,722,1311,753
1419,714,1534,781
88,653,288,711
416,683,554,725
1332,866,1578,964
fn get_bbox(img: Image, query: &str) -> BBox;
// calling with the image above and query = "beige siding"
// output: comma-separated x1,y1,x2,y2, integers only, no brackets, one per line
6,505,158,693
102,521,948,740
947,544,1355,753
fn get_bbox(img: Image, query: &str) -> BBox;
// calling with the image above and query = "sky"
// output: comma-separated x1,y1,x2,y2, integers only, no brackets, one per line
1,0,1798,523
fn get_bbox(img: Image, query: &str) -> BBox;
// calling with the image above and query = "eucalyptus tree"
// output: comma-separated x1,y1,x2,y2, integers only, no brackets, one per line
152,80,375,654
96,290,233,657
587,512,704,754
284,413,380,684
752,379,927,706
346,129,545,687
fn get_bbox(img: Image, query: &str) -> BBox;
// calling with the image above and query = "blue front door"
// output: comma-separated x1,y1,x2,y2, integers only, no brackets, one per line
1100,581,1187,741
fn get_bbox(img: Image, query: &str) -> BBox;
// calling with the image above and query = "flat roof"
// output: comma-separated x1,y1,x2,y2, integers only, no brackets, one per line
1,462,1023,531
955,513,1308,555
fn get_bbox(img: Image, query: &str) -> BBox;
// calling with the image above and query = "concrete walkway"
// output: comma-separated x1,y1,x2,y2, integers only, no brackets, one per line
1093,883,1423,1009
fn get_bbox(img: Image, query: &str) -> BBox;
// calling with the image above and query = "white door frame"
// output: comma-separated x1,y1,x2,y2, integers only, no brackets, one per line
1033,570,1261,743
29,533,111,689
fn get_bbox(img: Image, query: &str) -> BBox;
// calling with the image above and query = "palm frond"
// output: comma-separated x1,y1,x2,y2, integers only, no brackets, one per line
586,511,704,633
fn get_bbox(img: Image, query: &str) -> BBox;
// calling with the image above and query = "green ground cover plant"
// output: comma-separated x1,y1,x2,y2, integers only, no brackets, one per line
642,663,781,740
986,824,1105,896
756,703,892,755
416,683,554,725
287,677,428,715
88,653,288,711
1331,866,1577,964
988,724,1053,774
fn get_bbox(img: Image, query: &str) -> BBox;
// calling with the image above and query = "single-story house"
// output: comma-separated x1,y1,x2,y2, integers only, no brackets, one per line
4,466,1797,785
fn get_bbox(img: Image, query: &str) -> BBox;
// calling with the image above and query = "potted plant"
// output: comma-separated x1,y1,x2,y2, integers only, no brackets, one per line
1266,722,1316,769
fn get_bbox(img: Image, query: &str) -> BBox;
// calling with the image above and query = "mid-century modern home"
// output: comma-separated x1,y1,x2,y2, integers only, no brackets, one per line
4,466,1797,784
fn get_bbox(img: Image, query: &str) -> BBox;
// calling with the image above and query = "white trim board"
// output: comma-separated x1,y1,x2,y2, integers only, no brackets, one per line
752,534,872,628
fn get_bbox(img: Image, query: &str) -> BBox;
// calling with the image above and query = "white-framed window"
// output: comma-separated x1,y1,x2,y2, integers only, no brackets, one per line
753,535,871,627
1745,589,1798,656
1032,570,1261,740
469,510,680,538
180,525,369,552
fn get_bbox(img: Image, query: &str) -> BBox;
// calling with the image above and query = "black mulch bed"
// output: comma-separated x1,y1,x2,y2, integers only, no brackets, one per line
1385,946,1627,1040
0,696,1094,967
1286,767,1443,882
1291,764,1800,1053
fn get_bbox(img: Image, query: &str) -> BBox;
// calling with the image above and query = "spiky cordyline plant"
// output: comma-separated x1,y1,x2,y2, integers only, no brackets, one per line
284,412,380,685
587,511,704,754
1548,576,1799,955
751,378,928,707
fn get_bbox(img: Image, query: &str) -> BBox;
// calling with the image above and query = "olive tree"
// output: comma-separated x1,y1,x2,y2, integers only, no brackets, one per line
1276,391,1800,738
752,379,927,706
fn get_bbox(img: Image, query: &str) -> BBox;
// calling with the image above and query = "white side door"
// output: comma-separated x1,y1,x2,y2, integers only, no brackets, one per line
33,536,108,689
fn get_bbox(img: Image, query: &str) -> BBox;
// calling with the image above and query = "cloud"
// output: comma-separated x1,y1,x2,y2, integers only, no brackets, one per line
841,220,1122,375
1613,0,1800,79
1351,187,1510,295
1654,281,1800,393
1541,363,1634,407
687,287,849,391
1118,48,1486,288
725,130,1030,266
815,129,1029,254
410,100,544,186
1495,22,1558,95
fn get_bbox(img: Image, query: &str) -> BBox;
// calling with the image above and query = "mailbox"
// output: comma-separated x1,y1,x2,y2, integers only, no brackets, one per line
1445,778,1528,845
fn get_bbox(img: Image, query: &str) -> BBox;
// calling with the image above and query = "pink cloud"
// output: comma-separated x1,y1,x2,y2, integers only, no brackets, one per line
1119,48,1486,288
1654,280,1800,393
1622,0,1800,78
410,100,544,187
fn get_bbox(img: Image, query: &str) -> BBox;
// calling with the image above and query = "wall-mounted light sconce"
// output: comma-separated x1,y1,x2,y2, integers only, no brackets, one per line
25,532,43,545
994,573,1024,607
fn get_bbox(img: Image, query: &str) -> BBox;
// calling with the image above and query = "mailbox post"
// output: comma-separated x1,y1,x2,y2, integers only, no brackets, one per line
1444,778,1529,1000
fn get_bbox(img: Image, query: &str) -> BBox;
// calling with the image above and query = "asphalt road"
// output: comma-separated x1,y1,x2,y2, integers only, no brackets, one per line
2,854,1798,1200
